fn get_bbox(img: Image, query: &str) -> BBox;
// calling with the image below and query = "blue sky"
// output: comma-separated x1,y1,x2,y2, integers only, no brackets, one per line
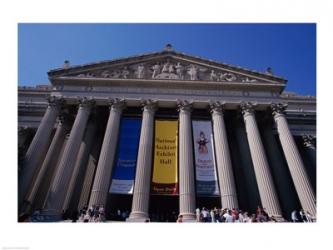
18,23,316,95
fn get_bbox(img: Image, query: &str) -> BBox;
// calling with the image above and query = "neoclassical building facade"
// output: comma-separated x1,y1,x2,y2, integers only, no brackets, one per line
18,45,316,222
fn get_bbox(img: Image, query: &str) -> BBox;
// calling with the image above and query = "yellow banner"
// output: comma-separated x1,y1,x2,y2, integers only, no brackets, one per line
152,120,178,194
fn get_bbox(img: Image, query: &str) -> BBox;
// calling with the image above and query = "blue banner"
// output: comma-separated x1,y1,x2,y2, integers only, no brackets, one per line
109,118,142,194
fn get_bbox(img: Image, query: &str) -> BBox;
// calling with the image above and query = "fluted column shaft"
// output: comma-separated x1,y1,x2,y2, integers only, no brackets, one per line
19,97,62,207
210,102,239,209
77,153,98,210
62,119,96,211
22,118,68,214
272,104,316,216
129,100,157,221
44,98,93,213
178,101,196,221
88,100,125,209
241,103,282,217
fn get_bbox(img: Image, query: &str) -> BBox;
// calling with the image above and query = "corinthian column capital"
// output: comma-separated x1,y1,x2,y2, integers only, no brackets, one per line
108,98,126,111
302,134,316,148
177,100,193,113
271,103,288,117
78,97,95,109
46,96,64,108
140,99,158,113
240,102,256,116
210,101,225,115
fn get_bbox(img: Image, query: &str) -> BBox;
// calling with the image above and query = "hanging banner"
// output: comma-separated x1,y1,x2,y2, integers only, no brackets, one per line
151,120,178,195
109,118,142,194
192,120,220,196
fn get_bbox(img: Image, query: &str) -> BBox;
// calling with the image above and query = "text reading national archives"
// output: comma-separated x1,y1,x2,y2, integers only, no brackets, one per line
18,45,316,222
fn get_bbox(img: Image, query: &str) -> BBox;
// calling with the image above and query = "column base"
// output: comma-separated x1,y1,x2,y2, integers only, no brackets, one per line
127,211,150,222
269,214,287,222
180,212,197,222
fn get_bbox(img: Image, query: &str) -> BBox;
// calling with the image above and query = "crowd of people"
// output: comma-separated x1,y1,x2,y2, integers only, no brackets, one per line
290,209,315,222
62,205,315,223
73,205,106,222
176,206,315,223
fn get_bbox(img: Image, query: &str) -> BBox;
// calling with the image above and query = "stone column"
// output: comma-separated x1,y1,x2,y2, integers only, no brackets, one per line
21,116,69,215
271,103,316,216
241,102,282,217
77,138,101,210
128,100,157,222
43,98,94,217
18,96,63,207
261,115,300,217
177,100,196,221
88,99,125,209
210,102,239,209
62,118,97,212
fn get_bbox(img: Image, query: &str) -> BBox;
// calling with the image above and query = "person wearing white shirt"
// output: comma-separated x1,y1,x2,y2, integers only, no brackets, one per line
224,210,234,223
201,207,209,222
291,210,298,222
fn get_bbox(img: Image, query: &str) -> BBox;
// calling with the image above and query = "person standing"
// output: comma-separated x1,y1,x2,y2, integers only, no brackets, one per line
300,209,307,222
201,207,209,222
214,208,221,222
224,210,234,223
305,211,313,222
291,210,298,222
243,212,251,223
83,212,90,222
238,210,244,223
99,205,105,222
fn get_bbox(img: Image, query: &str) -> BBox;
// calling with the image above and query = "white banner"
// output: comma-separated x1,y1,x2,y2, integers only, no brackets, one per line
192,120,220,195
110,179,134,194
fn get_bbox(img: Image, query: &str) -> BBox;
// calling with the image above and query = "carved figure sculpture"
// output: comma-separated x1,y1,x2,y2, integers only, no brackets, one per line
210,70,218,81
187,65,198,80
175,62,184,79
151,64,161,79
219,72,236,82
136,64,145,79
121,67,130,79
168,63,175,73
162,62,169,73
224,73,236,81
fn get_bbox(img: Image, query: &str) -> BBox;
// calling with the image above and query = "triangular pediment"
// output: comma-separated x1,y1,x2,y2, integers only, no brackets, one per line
48,49,286,85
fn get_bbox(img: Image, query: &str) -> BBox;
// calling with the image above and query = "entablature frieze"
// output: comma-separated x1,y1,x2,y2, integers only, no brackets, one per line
50,86,281,105
18,90,315,119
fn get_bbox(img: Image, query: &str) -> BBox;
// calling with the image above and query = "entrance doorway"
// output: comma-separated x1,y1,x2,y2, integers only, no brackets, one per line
149,195,179,222
196,196,221,210
106,194,133,221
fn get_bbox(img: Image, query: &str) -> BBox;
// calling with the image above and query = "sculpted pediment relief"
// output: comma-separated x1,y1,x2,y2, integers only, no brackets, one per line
68,57,266,83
